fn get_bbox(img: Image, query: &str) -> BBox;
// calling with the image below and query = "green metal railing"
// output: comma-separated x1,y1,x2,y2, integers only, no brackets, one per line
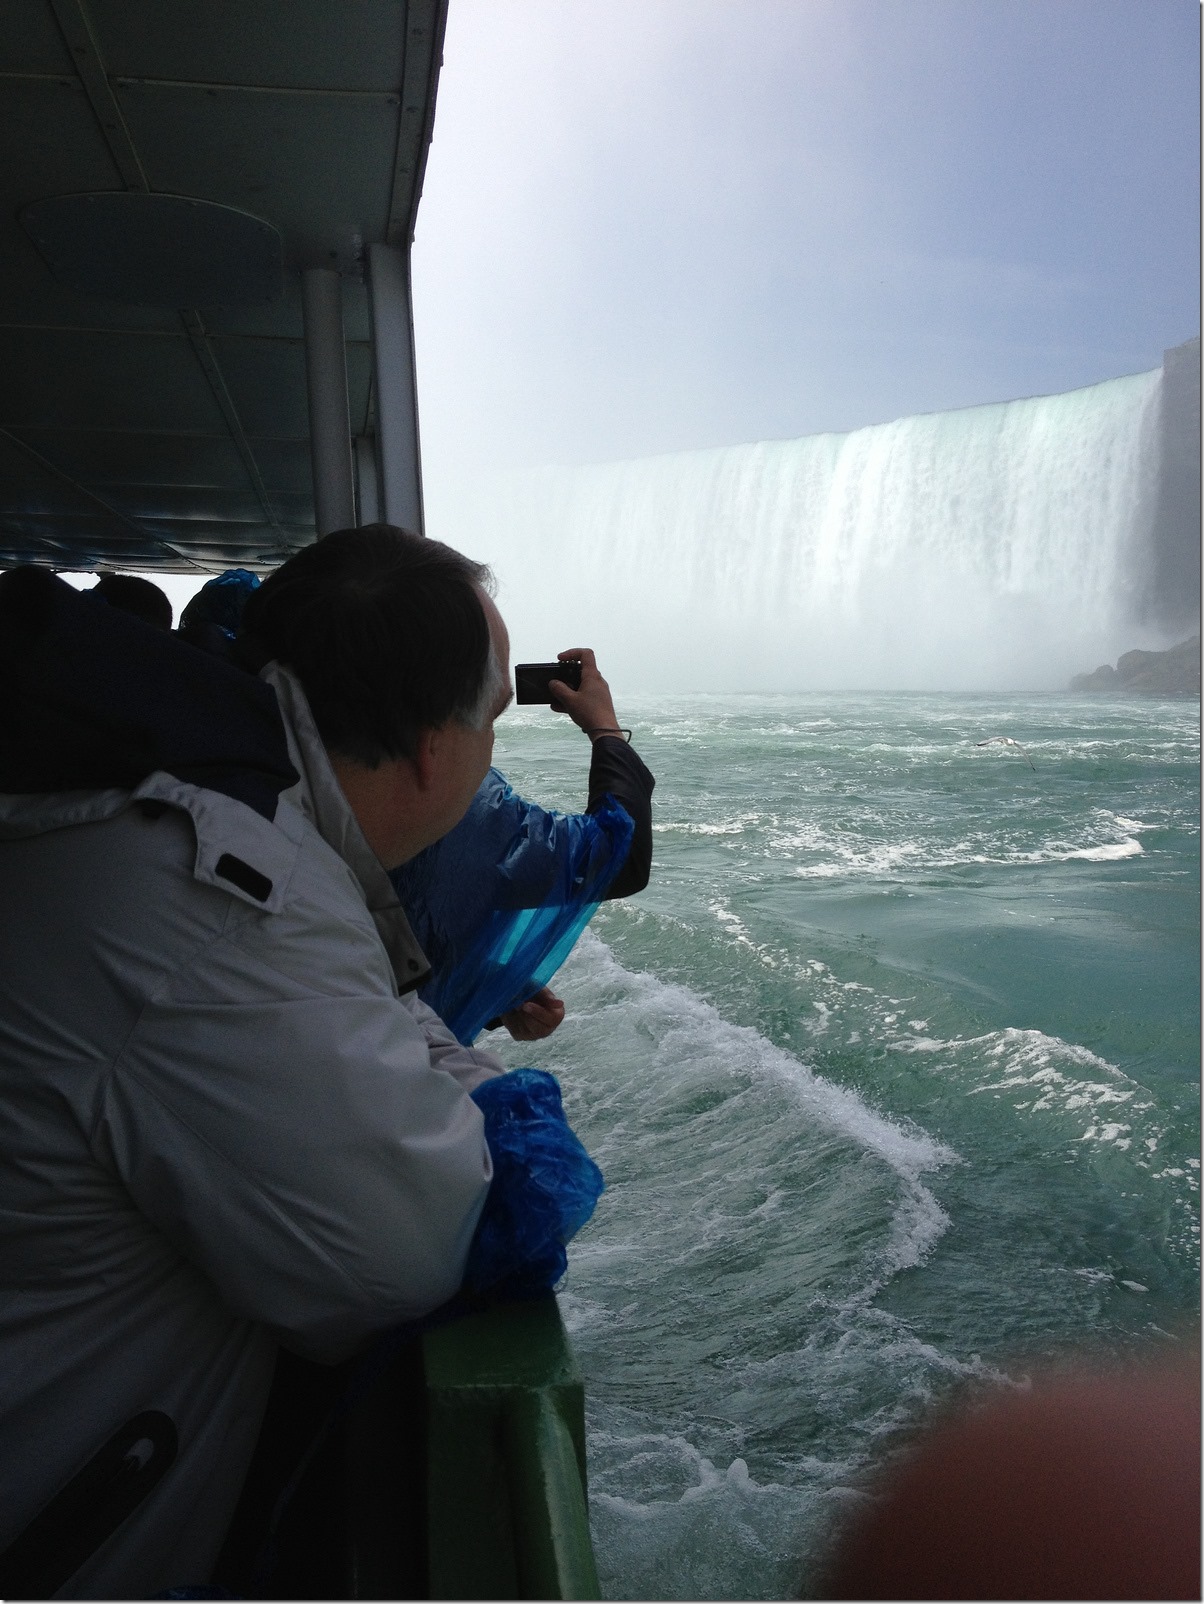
424,1296,601,1600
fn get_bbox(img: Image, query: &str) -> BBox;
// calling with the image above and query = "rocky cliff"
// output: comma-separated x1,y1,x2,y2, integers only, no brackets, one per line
1071,634,1200,696
1146,337,1201,635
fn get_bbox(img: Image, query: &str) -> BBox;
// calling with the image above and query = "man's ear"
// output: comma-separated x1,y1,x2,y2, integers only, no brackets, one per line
410,726,440,791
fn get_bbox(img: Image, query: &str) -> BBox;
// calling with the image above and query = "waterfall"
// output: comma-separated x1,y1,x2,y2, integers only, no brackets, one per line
489,368,1164,691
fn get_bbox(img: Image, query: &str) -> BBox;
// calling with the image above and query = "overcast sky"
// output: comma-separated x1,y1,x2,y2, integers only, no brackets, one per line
412,0,1199,536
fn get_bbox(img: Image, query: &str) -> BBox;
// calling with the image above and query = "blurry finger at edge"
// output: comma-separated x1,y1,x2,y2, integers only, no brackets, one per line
822,1355,1201,1602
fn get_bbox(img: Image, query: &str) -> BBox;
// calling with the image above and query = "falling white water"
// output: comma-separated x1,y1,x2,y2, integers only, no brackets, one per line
486,369,1165,691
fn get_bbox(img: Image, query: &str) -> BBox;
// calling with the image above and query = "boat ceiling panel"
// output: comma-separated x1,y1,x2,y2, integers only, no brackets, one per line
0,75,177,333
0,524,177,567
117,80,400,274
0,326,225,432
0,0,76,73
208,335,374,441
0,0,445,573
22,428,314,495
0,77,124,198
87,0,409,94
2,431,241,490
140,521,314,553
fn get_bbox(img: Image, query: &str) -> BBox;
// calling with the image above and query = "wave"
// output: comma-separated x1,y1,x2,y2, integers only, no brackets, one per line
687,897,1187,1184
1062,840,1143,861
783,826,1149,876
885,1025,1169,1156
562,929,957,1180
649,806,1157,877
583,1424,838,1602
652,818,757,836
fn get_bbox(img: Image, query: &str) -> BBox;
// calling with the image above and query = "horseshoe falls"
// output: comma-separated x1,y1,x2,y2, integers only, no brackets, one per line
492,366,1168,692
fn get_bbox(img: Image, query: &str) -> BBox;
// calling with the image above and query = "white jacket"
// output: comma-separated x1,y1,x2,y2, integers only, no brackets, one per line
0,663,502,1598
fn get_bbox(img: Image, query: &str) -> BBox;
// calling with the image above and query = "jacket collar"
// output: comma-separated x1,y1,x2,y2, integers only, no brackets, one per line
261,662,431,994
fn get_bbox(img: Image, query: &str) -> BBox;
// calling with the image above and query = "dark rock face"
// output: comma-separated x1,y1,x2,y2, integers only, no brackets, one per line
1071,662,1118,691
1147,337,1201,636
1071,634,1200,696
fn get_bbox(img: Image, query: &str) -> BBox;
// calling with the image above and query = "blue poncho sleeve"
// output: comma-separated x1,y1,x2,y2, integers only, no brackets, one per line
464,1068,604,1296
391,771,634,1044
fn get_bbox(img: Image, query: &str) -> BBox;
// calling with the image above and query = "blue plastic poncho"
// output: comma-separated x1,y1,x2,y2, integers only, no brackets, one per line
464,1068,604,1296
391,769,634,1044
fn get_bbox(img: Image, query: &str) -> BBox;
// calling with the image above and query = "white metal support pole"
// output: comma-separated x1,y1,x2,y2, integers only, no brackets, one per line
367,242,424,534
301,267,355,535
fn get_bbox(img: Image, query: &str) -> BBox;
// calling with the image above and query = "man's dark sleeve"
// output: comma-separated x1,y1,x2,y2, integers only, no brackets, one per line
586,737,654,898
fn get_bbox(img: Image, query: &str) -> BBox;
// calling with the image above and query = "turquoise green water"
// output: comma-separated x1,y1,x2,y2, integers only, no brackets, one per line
491,693,1200,1600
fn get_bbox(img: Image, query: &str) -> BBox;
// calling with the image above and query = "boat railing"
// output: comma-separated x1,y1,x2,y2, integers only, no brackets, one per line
423,1294,601,1600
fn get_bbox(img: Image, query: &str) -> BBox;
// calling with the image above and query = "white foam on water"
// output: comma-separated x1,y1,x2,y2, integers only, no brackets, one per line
874,1182,950,1284
670,897,1184,1193
588,1431,807,1513
585,1424,840,1601
891,1024,1127,1079
885,1025,1179,1162
567,928,957,1188
1063,839,1144,861
497,931,967,1471
764,799,1163,876
530,934,985,1428
686,901,1182,1207
652,815,763,836
783,829,1149,877
690,896,1183,1191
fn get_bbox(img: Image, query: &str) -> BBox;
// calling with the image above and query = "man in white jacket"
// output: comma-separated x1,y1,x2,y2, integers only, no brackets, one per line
0,529,525,1598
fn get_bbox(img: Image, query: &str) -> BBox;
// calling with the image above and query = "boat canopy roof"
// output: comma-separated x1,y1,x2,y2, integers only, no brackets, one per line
1,0,445,574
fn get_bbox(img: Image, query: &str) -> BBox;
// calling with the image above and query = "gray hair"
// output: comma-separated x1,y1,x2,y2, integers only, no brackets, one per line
460,635,506,730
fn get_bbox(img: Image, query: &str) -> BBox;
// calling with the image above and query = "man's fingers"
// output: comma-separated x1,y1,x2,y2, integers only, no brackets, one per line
547,680,573,714
547,651,620,735
522,995,565,1026
502,992,565,1040
520,989,565,1024
521,1006,556,1027
547,675,602,717
551,651,598,710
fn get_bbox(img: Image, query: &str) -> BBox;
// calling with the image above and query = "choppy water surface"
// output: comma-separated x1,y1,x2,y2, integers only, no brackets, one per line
490,692,1199,1599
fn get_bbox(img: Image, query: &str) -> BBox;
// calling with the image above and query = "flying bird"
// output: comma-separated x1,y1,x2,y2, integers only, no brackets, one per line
976,736,1036,770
